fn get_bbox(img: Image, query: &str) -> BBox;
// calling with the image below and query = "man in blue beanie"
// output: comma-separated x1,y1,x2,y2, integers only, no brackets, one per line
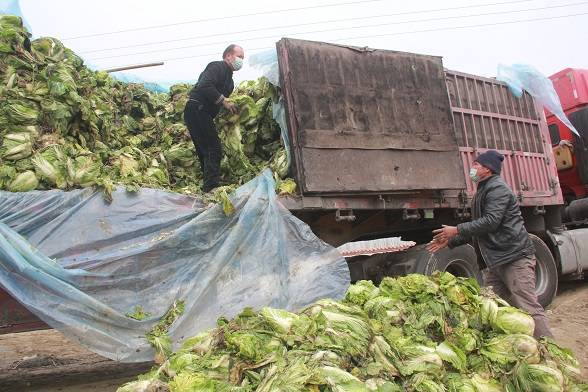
427,150,553,338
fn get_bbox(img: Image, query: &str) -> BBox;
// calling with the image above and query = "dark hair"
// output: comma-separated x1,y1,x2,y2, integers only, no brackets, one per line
223,44,239,59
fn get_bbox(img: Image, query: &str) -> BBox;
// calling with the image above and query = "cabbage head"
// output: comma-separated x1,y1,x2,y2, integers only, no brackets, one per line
362,296,402,325
0,165,16,188
116,379,169,392
479,297,499,326
492,307,535,336
436,341,467,371
407,373,446,392
368,335,399,377
515,362,564,392
256,359,313,392
436,272,479,306
276,177,296,195
345,280,380,307
67,155,102,187
379,274,439,302
8,170,38,192
386,336,443,376
471,374,504,392
445,373,476,392
541,338,582,381
32,146,67,188
260,307,299,335
319,366,369,392
4,100,39,124
481,334,539,366
1,132,33,161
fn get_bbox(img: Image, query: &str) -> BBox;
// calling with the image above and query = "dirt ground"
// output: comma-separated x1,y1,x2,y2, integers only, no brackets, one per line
0,329,150,391
26,378,134,392
546,280,588,379
1,280,587,392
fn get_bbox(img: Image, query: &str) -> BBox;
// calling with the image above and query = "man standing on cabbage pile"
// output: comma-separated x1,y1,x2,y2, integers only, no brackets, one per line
426,150,553,339
184,44,244,192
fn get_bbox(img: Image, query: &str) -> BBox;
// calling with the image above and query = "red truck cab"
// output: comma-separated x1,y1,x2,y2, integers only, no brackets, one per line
547,68,588,202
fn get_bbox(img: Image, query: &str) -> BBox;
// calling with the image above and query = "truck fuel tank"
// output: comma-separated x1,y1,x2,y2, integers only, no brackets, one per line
551,228,588,275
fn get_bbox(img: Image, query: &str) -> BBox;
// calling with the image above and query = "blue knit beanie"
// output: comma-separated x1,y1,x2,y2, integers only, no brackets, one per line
475,150,504,174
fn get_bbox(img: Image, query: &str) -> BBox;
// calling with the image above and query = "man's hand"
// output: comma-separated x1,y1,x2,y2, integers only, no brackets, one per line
432,225,458,242
223,100,238,114
426,237,449,253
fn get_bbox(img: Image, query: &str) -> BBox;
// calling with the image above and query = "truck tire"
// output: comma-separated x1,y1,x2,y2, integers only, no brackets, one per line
529,234,558,307
348,244,481,284
414,244,483,284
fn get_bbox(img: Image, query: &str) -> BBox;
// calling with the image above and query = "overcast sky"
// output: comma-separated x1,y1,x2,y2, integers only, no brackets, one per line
12,0,588,86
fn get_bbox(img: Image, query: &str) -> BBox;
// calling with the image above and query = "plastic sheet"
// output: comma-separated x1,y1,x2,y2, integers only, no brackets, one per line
273,96,292,170
497,63,580,136
109,73,170,93
0,0,32,34
249,49,280,87
0,170,350,362
107,73,194,94
249,49,292,171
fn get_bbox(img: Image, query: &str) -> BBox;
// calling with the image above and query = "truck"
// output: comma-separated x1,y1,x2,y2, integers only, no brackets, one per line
546,69,588,206
2,37,588,334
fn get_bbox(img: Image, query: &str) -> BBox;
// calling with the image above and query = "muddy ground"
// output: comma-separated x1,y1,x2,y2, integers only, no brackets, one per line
1,280,587,392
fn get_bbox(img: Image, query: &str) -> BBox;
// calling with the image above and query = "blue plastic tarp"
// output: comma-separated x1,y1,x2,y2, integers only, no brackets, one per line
497,63,580,137
249,49,292,170
0,170,350,362
0,0,32,34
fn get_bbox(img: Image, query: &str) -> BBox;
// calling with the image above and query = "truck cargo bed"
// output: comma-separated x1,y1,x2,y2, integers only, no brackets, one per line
278,38,562,210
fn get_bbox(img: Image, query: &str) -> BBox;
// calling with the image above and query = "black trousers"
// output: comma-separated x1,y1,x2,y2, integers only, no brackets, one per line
184,100,222,192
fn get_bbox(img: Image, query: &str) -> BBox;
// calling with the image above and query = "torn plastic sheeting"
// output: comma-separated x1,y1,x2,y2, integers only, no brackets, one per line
250,49,293,171
497,63,580,137
0,170,350,362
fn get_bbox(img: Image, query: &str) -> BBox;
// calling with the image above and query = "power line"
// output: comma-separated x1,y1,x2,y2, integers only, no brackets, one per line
116,11,588,65
81,0,539,54
87,2,588,61
62,0,386,40
332,11,588,44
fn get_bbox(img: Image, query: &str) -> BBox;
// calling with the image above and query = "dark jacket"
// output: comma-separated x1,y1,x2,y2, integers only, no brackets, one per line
449,175,535,269
188,61,234,117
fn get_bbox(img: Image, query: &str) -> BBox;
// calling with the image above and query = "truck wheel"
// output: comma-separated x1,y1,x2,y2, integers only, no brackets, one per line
415,244,483,284
348,244,481,284
529,234,558,307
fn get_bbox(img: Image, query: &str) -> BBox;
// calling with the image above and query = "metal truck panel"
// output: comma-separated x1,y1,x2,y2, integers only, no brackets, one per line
446,70,563,207
277,38,465,194
549,68,588,112
0,287,47,333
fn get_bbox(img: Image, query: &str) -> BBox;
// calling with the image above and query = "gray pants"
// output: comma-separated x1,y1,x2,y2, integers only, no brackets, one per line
484,256,553,339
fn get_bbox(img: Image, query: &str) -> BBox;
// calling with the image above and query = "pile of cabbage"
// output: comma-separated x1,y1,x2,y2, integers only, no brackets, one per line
118,273,587,392
0,15,290,199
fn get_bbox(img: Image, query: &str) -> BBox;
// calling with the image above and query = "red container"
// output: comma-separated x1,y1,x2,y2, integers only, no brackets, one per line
446,70,562,207
549,68,588,112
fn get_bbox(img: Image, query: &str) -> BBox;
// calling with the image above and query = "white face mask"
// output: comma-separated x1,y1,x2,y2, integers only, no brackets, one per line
232,57,243,71
469,167,480,183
